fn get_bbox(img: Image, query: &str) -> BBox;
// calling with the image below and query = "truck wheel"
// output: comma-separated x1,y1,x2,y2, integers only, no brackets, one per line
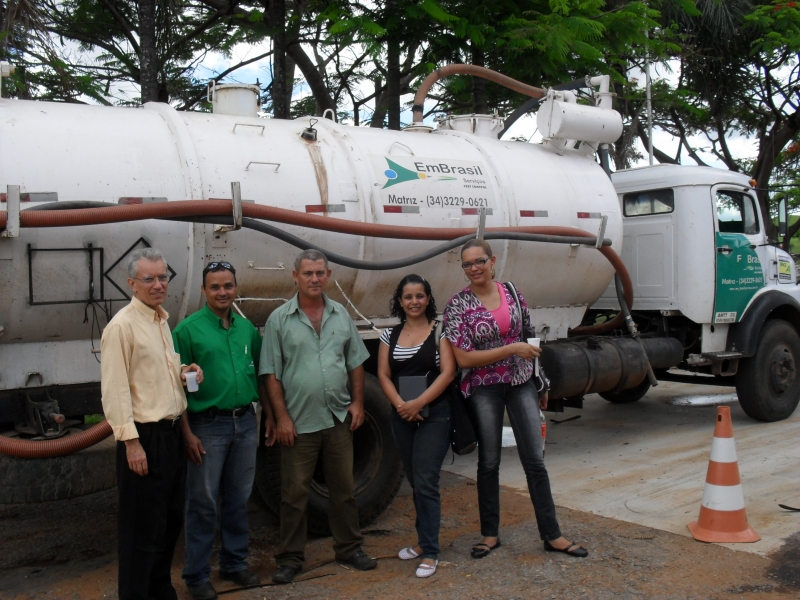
253,373,404,536
735,319,800,422
0,432,116,504
599,378,651,404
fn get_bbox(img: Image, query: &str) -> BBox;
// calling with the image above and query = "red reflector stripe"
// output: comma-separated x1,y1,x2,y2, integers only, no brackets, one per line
383,205,419,213
520,210,548,217
577,212,602,219
304,204,345,213
461,208,494,215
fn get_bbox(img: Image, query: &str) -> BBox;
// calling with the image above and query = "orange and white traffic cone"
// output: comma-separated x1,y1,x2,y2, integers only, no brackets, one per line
687,405,759,543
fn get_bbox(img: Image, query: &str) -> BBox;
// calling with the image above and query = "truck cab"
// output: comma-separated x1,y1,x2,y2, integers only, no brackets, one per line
592,164,800,421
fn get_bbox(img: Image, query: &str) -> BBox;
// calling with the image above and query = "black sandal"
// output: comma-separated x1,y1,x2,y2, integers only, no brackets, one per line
471,539,501,559
544,540,588,558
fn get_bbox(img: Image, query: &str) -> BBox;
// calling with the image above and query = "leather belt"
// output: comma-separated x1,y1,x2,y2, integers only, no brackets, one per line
198,404,253,418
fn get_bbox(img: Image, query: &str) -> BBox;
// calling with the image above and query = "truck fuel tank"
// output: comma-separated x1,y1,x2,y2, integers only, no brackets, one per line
542,336,684,399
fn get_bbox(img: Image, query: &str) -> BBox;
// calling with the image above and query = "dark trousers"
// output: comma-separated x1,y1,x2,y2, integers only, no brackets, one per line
467,381,561,541
117,421,186,600
390,400,451,559
276,414,363,569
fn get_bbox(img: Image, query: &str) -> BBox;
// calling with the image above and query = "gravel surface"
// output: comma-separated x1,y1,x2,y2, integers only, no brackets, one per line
1,471,797,599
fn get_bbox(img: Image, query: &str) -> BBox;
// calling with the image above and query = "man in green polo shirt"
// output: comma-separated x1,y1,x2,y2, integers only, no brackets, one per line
173,261,276,600
260,249,376,584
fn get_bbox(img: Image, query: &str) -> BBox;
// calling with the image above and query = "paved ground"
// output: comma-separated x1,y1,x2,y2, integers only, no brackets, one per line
1,382,799,599
2,472,799,600
444,382,800,556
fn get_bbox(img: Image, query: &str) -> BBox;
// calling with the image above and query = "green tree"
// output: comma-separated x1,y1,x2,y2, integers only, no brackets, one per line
2,1,273,107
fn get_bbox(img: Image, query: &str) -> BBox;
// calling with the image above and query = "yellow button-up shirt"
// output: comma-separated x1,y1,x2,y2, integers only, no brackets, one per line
100,296,187,441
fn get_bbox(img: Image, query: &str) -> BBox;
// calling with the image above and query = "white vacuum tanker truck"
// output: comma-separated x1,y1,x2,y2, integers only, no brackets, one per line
1,65,798,532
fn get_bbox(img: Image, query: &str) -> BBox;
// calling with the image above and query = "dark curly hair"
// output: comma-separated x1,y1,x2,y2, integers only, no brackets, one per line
389,274,437,323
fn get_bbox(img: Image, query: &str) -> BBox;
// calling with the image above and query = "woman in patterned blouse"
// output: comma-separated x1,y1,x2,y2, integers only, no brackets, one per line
443,239,588,559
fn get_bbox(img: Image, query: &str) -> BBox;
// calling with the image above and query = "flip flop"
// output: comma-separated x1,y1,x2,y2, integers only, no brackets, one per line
398,547,420,560
416,560,438,578
544,540,588,558
471,539,501,559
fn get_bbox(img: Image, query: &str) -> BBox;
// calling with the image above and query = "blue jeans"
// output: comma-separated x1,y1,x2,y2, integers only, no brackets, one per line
390,399,451,559
182,406,257,586
467,381,561,541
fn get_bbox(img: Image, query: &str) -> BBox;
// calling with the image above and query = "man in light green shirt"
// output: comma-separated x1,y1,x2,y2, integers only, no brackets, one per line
259,249,375,583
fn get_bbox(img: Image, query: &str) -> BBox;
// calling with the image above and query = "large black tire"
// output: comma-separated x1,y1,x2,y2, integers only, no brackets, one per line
735,319,800,422
0,431,116,504
599,377,651,404
253,373,404,536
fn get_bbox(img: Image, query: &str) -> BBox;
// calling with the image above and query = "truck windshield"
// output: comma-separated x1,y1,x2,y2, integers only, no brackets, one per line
716,190,759,235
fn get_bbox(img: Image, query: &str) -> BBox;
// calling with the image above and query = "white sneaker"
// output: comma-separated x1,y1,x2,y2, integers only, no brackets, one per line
398,547,420,560
416,560,438,578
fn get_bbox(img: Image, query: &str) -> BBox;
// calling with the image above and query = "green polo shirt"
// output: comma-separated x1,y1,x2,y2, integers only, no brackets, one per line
172,304,262,413
259,293,369,435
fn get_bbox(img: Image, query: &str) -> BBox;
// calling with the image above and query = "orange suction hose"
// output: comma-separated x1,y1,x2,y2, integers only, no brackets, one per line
0,421,112,458
412,64,546,122
1,199,632,331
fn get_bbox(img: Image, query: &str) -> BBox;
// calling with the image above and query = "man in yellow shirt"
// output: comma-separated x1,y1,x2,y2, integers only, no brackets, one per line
101,247,202,600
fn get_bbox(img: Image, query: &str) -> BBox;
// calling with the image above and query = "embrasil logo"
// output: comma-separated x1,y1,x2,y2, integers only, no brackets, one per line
382,157,481,189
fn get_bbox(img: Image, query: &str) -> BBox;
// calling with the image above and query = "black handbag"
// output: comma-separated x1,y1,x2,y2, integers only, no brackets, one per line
435,319,478,455
448,383,478,455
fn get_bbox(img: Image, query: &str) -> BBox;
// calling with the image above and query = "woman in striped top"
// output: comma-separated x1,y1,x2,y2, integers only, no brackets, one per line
378,274,456,578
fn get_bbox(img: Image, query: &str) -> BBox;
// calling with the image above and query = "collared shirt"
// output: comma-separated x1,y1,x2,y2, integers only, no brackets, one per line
259,293,369,434
172,304,262,413
100,296,187,441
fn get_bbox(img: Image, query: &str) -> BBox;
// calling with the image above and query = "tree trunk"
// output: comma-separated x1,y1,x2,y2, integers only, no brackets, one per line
370,79,386,128
387,38,400,130
137,0,159,104
287,43,335,116
753,112,800,243
471,45,486,114
284,55,295,113
271,0,289,119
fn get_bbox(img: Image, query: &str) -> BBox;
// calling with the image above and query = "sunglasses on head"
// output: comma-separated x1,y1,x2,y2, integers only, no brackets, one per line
203,261,236,275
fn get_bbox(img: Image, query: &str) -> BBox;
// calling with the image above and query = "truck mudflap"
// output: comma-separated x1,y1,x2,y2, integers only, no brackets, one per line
726,290,800,357
542,337,683,400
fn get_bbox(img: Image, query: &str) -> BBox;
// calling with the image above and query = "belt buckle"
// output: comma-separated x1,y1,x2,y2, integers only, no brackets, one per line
171,416,181,427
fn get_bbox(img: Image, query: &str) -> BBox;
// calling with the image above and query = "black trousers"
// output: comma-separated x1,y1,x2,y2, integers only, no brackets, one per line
117,421,186,600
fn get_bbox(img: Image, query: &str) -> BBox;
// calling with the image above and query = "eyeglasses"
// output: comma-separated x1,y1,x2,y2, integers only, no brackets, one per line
203,261,236,275
461,257,490,270
133,274,170,285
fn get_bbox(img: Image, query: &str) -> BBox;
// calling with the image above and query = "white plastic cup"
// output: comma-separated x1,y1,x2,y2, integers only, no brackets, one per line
185,371,199,393
527,338,540,377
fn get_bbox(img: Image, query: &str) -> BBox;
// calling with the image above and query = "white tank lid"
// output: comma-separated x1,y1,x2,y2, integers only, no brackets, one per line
209,83,261,117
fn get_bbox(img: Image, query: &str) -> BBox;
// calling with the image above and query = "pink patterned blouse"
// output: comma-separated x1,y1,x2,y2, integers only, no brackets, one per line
444,282,542,397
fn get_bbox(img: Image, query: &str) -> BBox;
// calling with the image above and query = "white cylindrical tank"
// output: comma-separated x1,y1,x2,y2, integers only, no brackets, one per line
0,97,621,390
537,97,623,143
209,82,261,117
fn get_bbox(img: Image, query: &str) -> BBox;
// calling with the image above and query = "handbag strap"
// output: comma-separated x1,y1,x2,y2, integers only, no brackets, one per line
505,281,525,343
434,317,443,350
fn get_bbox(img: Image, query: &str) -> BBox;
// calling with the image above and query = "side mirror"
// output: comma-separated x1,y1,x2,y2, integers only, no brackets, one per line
779,197,788,238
